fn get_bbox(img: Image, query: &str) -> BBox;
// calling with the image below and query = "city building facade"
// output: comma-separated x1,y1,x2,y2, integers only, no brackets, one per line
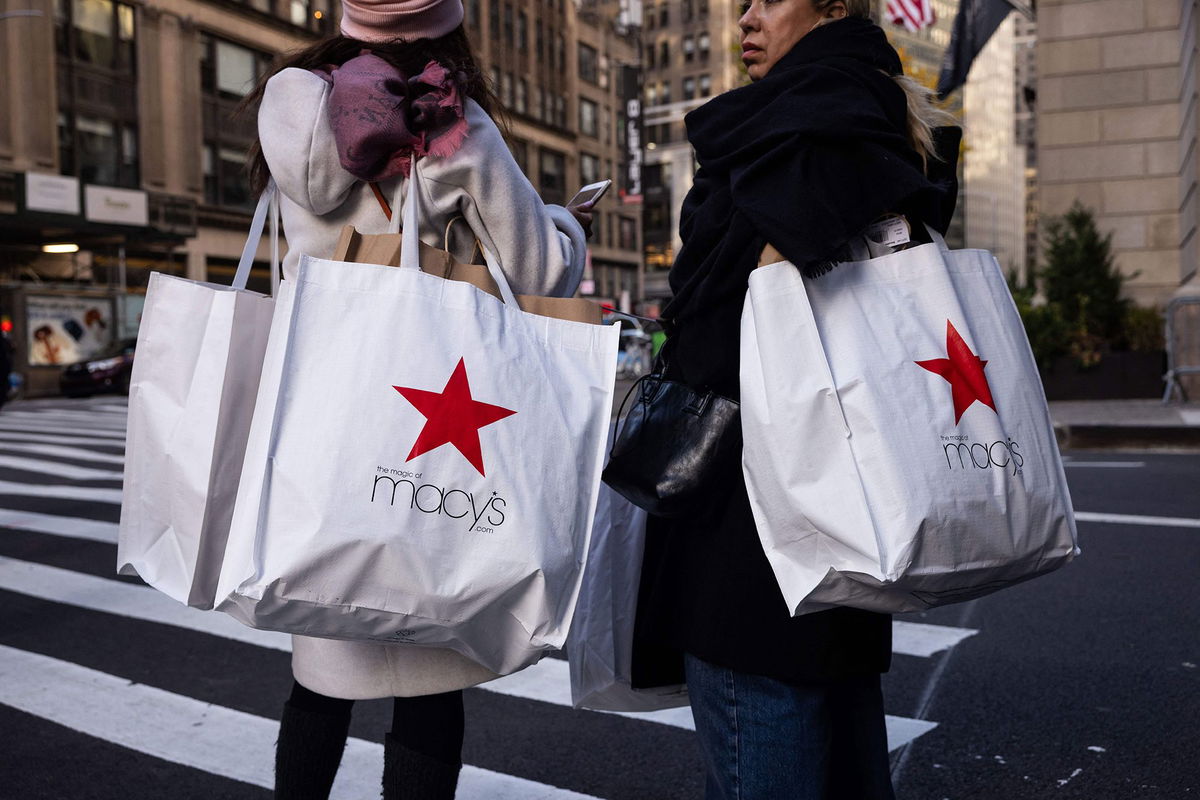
1038,0,1198,307
0,0,644,394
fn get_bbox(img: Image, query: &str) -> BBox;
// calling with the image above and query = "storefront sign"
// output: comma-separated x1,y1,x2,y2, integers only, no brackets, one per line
26,295,114,366
85,185,149,226
25,173,81,215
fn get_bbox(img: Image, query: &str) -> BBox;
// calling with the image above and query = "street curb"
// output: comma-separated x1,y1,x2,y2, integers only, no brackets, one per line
1054,424,1200,451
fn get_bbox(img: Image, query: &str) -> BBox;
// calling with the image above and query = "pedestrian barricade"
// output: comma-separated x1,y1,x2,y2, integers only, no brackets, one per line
1163,296,1200,403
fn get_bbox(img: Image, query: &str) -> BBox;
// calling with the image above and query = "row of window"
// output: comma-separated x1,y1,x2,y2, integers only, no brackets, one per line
644,0,710,30
486,2,568,70
645,74,713,106
645,32,711,69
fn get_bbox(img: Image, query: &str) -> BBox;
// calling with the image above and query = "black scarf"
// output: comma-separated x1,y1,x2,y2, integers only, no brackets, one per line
662,16,960,399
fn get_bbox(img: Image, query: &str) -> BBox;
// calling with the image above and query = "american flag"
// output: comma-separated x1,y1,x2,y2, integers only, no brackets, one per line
886,0,936,33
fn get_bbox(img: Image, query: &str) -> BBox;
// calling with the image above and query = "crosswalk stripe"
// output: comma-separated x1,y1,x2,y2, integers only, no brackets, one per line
892,621,978,657
0,411,128,431
0,644,600,800
0,454,122,481
0,421,126,440
0,556,290,651
0,480,123,503
0,441,124,465
0,509,118,543
0,430,126,448
1074,511,1200,529
0,555,939,751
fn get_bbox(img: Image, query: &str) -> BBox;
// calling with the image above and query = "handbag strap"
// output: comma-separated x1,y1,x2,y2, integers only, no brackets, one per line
369,181,392,221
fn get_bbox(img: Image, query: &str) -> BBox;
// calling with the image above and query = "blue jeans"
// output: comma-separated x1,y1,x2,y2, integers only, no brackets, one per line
684,654,895,800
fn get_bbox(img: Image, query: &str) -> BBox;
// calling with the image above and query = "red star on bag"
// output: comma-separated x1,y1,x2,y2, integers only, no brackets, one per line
393,358,516,477
915,320,997,424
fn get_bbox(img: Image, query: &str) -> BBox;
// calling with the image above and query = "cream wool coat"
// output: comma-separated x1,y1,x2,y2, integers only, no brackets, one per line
258,67,587,699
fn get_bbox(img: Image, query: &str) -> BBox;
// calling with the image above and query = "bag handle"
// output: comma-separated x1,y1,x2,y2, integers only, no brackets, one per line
233,179,281,294
387,159,520,307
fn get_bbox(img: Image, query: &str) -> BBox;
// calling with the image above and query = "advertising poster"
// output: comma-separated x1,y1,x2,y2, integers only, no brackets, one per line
27,296,114,366
117,293,146,339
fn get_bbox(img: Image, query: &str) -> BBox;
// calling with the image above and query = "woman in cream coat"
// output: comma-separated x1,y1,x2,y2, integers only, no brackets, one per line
246,2,589,796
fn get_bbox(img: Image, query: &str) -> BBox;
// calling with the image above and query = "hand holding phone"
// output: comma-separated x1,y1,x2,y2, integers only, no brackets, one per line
568,179,612,209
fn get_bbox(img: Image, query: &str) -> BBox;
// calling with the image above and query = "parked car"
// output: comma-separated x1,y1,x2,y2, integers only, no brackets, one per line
603,311,659,379
59,338,136,398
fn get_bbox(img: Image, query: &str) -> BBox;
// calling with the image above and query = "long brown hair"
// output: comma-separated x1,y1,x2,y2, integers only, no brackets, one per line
240,25,501,195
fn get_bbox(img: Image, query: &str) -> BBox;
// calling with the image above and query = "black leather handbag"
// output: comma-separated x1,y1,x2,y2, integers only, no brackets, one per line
602,358,741,517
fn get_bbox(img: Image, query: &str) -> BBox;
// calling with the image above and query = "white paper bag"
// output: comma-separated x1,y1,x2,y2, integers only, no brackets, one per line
567,466,688,712
740,230,1078,616
117,186,280,608
217,162,620,675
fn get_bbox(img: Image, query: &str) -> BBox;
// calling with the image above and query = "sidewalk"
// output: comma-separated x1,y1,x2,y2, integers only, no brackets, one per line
1050,399,1200,450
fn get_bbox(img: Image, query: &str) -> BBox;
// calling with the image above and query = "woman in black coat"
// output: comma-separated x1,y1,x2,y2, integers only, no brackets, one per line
630,1,961,797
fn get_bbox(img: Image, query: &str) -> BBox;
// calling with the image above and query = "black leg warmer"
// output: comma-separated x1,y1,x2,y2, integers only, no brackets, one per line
274,682,354,800
382,691,464,800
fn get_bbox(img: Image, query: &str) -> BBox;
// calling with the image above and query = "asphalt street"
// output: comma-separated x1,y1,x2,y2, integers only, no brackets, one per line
0,396,1196,799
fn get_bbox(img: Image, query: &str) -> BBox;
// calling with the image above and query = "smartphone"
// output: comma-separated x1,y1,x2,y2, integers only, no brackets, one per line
568,179,612,208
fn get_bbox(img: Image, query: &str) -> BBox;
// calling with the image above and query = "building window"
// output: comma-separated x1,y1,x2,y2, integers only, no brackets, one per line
465,0,478,27
536,20,544,60
645,42,655,69
57,0,136,72
55,0,140,188
289,0,310,26
659,40,669,67
534,86,544,121
579,43,599,85
489,1,499,38
490,66,500,96
683,34,694,62
660,80,671,105
659,3,668,25
682,76,695,100
509,138,529,174
203,144,252,209
645,83,657,105
517,11,527,49
619,216,636,251
580,152,600,185
516,78,528,114
539,149,566,205
579,98,598,138
503,3,513,45
200,35,271,208
501,72,513,107
557,35,566,71
699,73,712,97
698,32,710,60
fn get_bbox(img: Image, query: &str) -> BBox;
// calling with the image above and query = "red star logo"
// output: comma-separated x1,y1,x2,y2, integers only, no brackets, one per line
392,358,516,477
915,320,997,425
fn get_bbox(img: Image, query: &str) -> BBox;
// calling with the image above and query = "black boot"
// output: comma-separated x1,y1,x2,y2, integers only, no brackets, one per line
274,700,352,800
381,732,462,800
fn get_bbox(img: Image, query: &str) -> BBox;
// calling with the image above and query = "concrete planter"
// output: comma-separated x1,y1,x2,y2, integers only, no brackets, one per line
1039,351,1167,401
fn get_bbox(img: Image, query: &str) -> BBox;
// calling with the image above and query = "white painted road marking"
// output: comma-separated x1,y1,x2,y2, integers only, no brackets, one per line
0,455,121,481
0,441,124,465
892,621,978,657
0,412,128,432
0,509,118,544
0,555,939,751
0,430,126,448
0,480,123,503
0,644,600,800
1073,511,1200,529
0,421,126,440
1061,461,1145,468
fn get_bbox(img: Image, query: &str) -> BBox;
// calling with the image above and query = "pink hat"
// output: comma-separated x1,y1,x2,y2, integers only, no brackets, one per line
340,0,464,42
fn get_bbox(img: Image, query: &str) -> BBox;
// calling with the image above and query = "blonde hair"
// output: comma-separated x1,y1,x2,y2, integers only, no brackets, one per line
812,0,957,169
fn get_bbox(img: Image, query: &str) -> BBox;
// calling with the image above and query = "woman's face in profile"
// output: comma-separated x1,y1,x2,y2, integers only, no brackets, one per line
739,0,843,81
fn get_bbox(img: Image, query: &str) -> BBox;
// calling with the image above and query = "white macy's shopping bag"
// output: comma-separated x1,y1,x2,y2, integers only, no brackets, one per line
217,162,620,674
117,186,279,608
567,474,688,712
740,230,1079,616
